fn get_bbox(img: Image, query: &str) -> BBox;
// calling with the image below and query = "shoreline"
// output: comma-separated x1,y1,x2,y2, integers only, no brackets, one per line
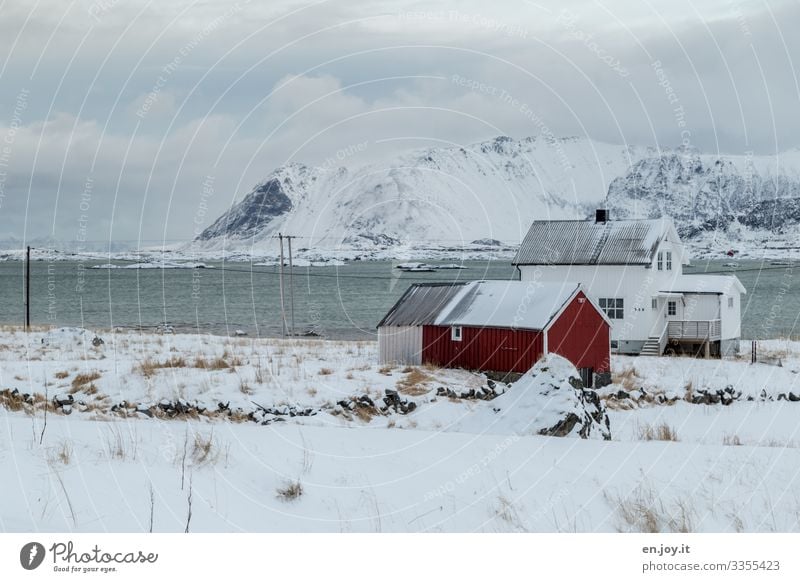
1,243,800,263
2,324,797,343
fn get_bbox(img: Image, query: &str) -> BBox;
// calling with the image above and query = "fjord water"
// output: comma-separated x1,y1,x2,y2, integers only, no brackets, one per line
0,260,796,339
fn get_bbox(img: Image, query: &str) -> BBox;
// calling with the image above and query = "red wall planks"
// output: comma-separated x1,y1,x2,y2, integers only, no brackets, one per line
420,291,610,374
546,291,610,373
422,325,544,373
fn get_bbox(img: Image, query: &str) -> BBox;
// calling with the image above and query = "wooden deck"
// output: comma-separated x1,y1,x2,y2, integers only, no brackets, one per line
667,319,721,341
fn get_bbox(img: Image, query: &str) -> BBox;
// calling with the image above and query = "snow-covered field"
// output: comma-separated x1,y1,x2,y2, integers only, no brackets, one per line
2,328,800,532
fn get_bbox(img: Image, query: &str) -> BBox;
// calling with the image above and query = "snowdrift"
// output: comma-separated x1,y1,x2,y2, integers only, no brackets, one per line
450,354,611,440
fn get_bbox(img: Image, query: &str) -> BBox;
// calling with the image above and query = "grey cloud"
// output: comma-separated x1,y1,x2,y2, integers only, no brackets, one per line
0,0,797,244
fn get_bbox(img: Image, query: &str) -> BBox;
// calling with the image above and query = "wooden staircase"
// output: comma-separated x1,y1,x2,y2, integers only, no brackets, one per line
640,336,662,356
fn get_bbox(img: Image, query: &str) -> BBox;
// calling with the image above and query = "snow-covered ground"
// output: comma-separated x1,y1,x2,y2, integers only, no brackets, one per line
2,328,800,532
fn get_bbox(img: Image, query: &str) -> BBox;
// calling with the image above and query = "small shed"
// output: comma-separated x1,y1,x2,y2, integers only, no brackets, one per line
377,282,468,366
377,280,611,385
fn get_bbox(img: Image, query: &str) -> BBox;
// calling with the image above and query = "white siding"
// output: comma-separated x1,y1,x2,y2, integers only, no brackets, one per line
720,291,742,340
519,251,683,343
682,294,720,322
378,326,422,365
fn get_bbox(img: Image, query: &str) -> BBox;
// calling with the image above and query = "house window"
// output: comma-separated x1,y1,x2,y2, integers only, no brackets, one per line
451,326,462,341
728,296,734,308
666,251,672,270
651,298,658,310
610,340,619,351
667,300,677,316
599,297,624,319
657,251,663,271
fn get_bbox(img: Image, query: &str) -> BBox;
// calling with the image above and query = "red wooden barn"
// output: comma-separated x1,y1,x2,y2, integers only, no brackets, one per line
377,281,611,386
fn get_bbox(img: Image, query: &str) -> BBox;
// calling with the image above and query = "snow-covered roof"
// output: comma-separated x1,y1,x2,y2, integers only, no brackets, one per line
660,275,746,295
513,217,685,266
434,281,582,330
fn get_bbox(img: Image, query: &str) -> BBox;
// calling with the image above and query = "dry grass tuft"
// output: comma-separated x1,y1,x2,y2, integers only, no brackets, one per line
71,371,101,391
54,370,70,379
191,432,220,465
723,434,743,446
193,356,230,370
239,377,253,395
605,487,694,533
612,367,638,391
353,403,381,423
136,357,187,377
637,422,679,442
276,480,303,501
0,389,27,412
318,367,334,376
104,427,138,461
378,365,394,375
227,410,252,423
56,440,73,465
397,367,432,396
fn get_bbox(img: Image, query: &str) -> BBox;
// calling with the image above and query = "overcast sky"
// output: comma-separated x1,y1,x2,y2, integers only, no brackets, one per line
0,0,797,245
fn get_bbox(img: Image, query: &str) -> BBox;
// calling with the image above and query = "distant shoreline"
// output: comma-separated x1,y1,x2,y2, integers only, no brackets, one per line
1,245,799,263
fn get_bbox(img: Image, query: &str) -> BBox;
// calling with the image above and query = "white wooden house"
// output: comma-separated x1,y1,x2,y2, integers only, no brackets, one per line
512,210,746,357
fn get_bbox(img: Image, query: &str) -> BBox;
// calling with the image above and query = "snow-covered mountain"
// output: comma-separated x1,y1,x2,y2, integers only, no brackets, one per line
192,136,647,256
190,136,800,259
607,149,800,234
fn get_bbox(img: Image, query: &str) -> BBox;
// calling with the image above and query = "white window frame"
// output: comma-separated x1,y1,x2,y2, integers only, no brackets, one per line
599,297,624,320
667,300,677,316
728,296,734,308
651,298,658,310
451,326,463,342
666,251,672,270
657,251,663,271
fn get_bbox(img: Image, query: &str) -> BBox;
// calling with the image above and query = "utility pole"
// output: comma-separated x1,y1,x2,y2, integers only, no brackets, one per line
25,246,31,331
286,236,298,337
277,234,287,336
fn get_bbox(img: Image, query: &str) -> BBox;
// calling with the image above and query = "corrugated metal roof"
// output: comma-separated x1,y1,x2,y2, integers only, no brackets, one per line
377,283,468,327
379,280,607,331
512,218,672,266
434,281,580,330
